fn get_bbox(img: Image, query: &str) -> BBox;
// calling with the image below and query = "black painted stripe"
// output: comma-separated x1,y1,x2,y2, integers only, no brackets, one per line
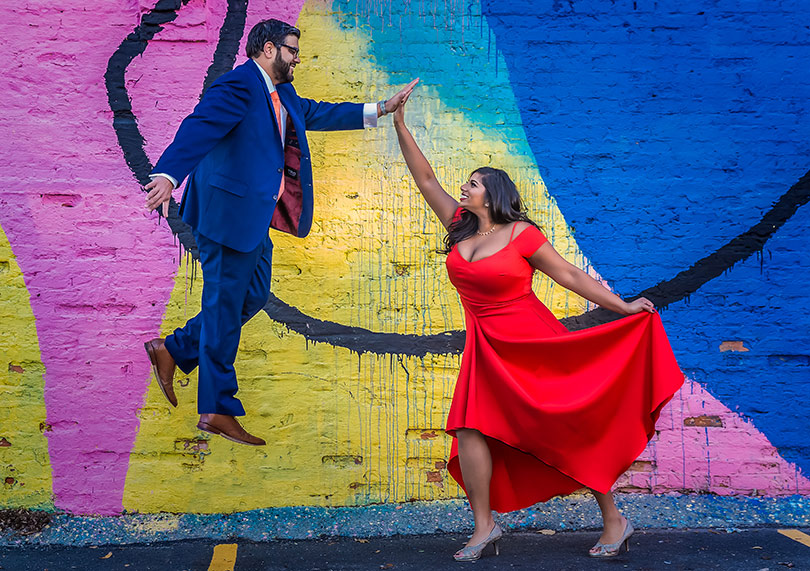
562,170,810,331
105,0,188,186
202,0,249,97
263,293,465,357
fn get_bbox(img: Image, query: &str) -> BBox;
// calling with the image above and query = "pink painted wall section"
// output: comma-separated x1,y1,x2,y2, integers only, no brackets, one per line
617,379,810,496
0,0,304,515
134,0,307,170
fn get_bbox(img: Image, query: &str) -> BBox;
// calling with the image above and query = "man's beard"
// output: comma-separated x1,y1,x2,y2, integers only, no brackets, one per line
273,52,294,83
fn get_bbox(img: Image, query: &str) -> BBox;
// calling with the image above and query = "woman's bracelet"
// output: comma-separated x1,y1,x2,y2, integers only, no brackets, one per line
378,99,388,116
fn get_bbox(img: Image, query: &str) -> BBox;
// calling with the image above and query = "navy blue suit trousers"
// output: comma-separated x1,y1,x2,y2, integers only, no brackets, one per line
165,231,273,415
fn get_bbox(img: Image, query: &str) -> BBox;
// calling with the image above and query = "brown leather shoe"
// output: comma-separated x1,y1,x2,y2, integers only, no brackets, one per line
197,414,266,446
144,338,178,407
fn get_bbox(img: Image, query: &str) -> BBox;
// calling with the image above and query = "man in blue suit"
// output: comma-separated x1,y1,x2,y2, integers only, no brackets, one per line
143,19,416,445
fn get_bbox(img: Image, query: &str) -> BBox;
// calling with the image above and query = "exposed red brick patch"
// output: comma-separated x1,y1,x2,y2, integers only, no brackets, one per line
0,438,11,447
405,428,444,439
8,364,24,373
4,477,16,486
434,460,447,470
628,460,654,472
684,415,724,427
719,341,749,352
426,471,442,482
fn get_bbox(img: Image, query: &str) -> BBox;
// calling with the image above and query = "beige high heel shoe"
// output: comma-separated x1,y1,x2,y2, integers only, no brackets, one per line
453,523,503,562
589,518,634,557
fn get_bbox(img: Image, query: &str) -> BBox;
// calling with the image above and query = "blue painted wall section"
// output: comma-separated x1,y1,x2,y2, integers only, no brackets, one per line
482,1,810,470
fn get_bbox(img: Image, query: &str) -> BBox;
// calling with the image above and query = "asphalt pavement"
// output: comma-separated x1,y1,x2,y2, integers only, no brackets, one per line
1,528,809,570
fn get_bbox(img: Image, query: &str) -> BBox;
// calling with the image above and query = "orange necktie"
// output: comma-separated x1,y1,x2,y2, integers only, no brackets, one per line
270,90,285,200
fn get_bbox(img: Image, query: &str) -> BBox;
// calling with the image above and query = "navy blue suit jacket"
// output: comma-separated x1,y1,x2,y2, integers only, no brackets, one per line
152,61,364,252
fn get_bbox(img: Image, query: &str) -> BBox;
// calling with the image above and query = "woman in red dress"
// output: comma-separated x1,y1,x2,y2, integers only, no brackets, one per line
392,94,684,561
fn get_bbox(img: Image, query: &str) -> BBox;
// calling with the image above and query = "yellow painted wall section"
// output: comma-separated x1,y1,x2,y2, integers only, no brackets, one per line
123,0,594,513
0,223,53,510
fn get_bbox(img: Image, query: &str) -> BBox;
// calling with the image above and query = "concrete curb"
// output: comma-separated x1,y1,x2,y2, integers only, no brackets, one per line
2,495,809,546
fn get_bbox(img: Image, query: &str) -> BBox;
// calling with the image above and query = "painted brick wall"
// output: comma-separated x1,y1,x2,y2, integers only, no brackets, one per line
0,0,807,516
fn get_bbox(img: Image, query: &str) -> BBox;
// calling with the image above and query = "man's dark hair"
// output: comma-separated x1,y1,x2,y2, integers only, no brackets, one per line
246,19,301,58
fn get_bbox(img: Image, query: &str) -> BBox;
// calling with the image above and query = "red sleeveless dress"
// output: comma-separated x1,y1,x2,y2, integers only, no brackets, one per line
444,222,684,512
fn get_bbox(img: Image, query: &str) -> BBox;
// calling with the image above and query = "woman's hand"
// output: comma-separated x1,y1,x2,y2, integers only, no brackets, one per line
385,78,418,117
624,297,656,314
390,79,458,227
393,89,411,126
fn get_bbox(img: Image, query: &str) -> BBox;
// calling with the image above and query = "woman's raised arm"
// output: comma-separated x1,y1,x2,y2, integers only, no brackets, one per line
392,93,459,229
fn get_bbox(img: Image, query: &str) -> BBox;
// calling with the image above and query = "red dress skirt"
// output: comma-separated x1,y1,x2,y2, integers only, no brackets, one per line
445,224,684,512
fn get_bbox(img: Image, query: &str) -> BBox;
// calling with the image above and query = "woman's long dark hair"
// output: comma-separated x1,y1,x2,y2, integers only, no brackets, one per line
442,167,538,254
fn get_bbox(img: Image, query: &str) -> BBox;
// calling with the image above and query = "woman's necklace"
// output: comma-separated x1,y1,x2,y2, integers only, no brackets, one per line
476,224,497,237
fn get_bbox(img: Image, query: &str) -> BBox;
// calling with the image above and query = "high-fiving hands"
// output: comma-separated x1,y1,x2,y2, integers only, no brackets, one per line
392,78,417,125
385,78,418,117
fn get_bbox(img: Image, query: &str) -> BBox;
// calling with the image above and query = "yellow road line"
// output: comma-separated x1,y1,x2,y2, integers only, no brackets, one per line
778,529,810,548
208,543,238,571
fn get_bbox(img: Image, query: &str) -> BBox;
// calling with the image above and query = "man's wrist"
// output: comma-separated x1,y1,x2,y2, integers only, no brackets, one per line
377,99,388,117
150,173,178,189
362,103,378,128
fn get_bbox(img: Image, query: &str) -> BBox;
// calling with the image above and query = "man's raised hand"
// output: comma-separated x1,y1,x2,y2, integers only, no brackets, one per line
384,78,419,115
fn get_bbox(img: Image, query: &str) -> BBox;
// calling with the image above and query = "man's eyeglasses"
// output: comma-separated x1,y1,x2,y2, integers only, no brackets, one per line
277,43,300,58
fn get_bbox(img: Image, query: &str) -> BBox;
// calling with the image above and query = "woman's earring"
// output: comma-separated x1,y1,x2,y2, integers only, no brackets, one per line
485,202,490,207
